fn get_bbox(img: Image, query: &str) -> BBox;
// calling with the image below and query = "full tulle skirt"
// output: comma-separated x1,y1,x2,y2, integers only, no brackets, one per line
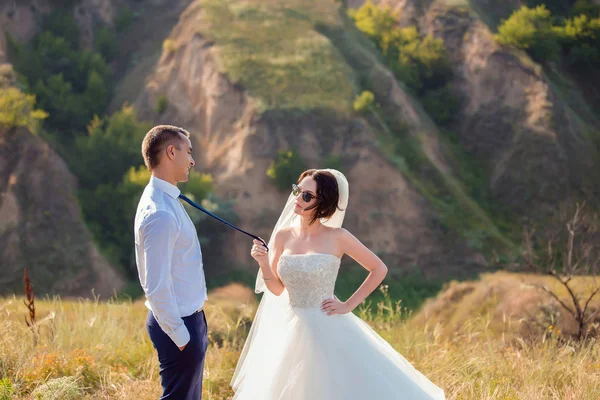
231,291,445,400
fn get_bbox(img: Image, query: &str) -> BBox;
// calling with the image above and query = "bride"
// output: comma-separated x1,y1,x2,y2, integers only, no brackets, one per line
230,169,445,399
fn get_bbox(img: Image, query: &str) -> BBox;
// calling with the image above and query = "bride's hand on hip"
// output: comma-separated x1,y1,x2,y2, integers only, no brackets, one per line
250,239,268,265
321,298,351,316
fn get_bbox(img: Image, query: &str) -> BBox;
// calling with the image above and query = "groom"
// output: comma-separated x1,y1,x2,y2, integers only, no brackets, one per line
134,125,208,399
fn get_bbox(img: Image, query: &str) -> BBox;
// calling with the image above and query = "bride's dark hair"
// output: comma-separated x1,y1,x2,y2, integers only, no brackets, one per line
297,169,343,226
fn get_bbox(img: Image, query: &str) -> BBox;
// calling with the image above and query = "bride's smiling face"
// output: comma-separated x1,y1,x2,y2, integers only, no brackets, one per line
293,176,318,217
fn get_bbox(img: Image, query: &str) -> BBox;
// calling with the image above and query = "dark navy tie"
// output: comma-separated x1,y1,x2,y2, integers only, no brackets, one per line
179,194,269,251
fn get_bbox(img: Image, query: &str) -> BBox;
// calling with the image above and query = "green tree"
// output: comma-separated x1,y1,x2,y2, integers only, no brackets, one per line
495,5,561,61
32,73,89,134
421,85,461,125
267,150,307,191
95,26,118,62
8,11,111,141
84,70,109,113
72,105,151,189
180,170,214,201
75,51,110,89
79,166,149,277
393,28,452,94
0,87,48,132
42,10,80,47
350,0,398,47
559,14,600,67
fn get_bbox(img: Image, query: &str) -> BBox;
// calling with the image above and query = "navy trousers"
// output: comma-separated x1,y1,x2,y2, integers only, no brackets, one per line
146,310,208,400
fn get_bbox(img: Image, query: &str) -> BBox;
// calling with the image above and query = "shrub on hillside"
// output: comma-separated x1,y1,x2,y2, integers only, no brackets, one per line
392,28,452,94
421,85,461,125
267,150,307,191
351,4,451,94
0,87,48,133
349,0,398,46
350,1,456,126
155,95,169,114
495,5,562,61
524,0,573,17
525,0,600,18
163,39,177,55
353,90,375,113
558,14,600,68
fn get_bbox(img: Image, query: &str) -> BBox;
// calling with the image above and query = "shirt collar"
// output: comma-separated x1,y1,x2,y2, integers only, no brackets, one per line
149,176,181,199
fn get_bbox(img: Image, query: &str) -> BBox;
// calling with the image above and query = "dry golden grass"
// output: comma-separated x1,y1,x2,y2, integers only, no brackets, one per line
1,275,599,399
414,272,600,341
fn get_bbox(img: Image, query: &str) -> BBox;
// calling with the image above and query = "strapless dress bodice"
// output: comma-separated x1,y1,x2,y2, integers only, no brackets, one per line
277,253,341,308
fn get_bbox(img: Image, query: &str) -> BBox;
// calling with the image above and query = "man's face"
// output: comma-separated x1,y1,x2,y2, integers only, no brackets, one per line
171,134,195,182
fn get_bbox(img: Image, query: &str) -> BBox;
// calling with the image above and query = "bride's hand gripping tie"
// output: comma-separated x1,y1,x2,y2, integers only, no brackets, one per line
251,238,285,295
250,239,270,275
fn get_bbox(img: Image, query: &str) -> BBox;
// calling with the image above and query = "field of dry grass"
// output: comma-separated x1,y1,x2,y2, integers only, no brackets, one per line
1,274,600,400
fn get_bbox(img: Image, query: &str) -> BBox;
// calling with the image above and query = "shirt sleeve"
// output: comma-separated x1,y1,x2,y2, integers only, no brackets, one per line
140,210,190,348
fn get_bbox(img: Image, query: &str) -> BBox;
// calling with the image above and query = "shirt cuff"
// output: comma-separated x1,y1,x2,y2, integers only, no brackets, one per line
169,323,191,348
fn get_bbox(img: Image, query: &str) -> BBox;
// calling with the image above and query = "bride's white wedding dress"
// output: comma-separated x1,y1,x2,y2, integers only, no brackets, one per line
231,252,446,400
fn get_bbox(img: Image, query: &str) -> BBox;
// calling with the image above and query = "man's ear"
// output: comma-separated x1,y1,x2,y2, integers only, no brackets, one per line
165,144,176,160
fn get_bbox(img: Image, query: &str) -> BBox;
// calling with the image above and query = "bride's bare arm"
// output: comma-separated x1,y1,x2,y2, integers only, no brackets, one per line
322,228,388,315
250,230,286,296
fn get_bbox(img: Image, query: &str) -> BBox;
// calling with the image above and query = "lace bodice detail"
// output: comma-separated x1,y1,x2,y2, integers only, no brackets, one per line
277,253,341,308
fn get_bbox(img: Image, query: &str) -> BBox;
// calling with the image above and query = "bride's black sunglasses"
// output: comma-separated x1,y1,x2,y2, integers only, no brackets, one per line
292,183,317,202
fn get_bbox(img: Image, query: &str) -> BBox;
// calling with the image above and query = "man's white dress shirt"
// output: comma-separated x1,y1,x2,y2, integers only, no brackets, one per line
134,176,207,347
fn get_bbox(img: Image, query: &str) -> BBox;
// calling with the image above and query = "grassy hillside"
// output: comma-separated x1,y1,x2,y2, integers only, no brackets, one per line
190,0,356,113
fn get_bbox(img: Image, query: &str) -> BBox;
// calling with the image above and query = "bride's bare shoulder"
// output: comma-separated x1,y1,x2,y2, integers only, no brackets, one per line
325,226,349,236
277,226,295,235
322,226,351,242
274,227,294,242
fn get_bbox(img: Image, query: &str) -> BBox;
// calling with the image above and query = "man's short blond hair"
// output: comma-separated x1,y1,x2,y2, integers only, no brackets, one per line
141,125,190,170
